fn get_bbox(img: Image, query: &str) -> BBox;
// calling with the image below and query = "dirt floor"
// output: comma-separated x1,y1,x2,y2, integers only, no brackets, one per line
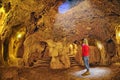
0,64,120,80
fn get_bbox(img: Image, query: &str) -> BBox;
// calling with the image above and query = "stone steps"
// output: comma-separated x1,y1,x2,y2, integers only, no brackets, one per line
69,56,80,67
32,56,80,68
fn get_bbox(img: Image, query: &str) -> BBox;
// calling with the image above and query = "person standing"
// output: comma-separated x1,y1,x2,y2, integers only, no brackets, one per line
81,38,90,76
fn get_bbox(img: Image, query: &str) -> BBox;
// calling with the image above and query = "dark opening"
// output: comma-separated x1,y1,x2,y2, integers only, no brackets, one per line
3,39,9,61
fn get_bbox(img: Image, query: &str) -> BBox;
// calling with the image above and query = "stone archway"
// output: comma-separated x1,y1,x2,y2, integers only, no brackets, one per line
7,26,26,66
0,25,26,66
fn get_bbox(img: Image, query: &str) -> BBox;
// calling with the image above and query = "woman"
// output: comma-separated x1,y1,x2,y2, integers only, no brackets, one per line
81,38,90,76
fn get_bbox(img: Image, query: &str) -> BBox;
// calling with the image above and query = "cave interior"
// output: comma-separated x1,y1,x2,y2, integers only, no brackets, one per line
0,0,120,80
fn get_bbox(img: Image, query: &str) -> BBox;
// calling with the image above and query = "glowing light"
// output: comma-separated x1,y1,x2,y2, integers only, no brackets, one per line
116,26,120,44
72,67,111,78
58,1,71,14
118,32,120,37
69,44,73,48
0,7,5,13
17,34,22,38
58,0,80,14
96,41,103,50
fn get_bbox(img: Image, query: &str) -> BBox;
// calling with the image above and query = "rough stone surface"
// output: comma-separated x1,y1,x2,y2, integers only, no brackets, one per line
0,65,120,80
0,0,120,68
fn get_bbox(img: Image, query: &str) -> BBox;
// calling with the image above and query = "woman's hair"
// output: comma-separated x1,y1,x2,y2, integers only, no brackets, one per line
83,38,88,45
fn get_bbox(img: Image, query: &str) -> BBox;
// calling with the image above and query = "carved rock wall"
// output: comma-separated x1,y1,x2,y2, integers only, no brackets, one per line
0,0,120,68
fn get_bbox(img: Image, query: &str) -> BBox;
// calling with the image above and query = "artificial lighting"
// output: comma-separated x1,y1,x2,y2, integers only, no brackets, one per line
118,32,120,37
69,44,73,55
116,25,120,44
17,33,22,38
0,7,5,13
72,67,111,78
69,44,73,48
96,41,103,50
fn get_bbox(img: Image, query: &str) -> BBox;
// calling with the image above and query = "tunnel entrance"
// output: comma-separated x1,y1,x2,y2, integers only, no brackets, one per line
106,39,116,58
3,38,9,62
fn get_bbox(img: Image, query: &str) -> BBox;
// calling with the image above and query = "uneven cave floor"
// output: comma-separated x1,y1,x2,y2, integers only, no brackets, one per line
0,64,120,80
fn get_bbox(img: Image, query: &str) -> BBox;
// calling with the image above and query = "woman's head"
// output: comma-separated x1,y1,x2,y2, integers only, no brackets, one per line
83,38,88,45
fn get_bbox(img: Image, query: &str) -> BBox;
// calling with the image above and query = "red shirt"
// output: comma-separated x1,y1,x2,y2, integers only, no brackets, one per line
82,44,89,56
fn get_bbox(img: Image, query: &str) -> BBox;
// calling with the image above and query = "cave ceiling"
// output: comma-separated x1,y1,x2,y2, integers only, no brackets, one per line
0,0,120,43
